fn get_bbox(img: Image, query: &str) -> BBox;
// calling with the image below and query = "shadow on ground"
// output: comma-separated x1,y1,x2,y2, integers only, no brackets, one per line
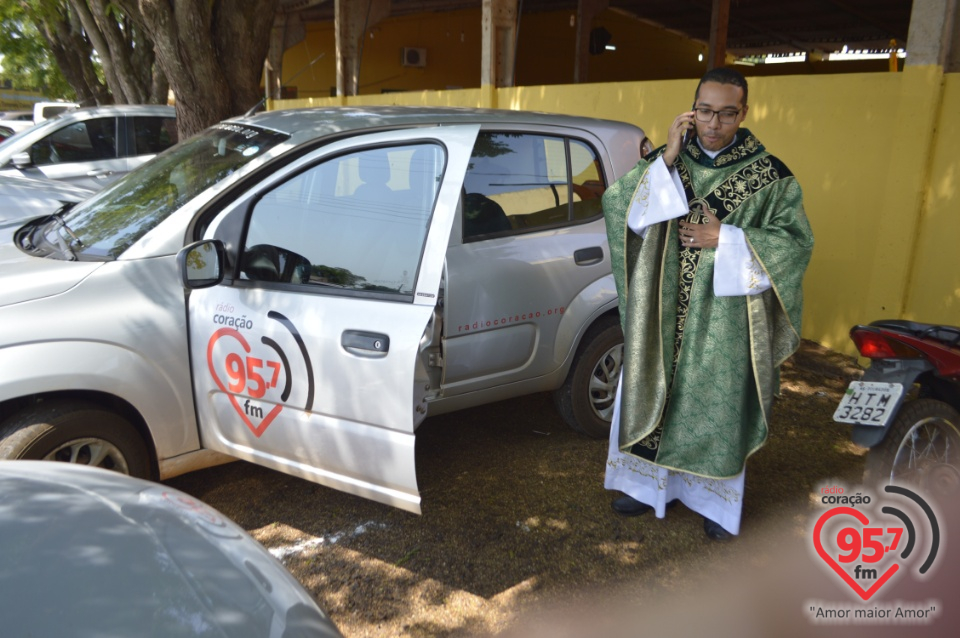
167,340,867,637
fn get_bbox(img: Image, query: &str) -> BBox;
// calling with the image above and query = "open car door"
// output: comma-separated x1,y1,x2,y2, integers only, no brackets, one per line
186,125,479,513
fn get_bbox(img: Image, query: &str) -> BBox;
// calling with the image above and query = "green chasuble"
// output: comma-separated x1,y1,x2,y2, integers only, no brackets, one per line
602,129,814,479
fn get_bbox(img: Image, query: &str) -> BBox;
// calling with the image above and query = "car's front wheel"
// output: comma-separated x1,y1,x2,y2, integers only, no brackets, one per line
553,315,623,439
0,401,151,478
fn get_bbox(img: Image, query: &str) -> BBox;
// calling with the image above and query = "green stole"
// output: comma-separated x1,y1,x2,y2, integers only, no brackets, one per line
602,129,814,478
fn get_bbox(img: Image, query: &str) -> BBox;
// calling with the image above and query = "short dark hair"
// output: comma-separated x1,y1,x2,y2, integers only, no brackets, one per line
695,67,749,106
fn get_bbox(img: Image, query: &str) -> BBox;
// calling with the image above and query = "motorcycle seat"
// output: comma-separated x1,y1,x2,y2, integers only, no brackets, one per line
870,319,960,347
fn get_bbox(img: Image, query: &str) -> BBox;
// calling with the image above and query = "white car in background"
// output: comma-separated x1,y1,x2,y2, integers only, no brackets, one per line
0,102,78,129
0,110,38,134
0,104,176,191
0,119,36,135
32,101,79,122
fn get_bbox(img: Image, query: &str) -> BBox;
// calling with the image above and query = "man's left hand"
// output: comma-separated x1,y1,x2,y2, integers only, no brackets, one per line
679,209,721,248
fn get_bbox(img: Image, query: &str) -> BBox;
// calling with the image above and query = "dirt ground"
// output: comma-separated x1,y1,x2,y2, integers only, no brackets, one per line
167,340,873,637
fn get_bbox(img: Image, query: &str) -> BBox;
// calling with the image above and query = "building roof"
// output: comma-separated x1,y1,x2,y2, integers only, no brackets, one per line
282,0,913,57
612,0,912,56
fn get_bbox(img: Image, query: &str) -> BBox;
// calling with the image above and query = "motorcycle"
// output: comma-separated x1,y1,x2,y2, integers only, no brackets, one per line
833,320,960,497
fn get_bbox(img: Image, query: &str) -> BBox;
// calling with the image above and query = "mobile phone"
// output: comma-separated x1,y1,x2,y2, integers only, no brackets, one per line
682,101,696,146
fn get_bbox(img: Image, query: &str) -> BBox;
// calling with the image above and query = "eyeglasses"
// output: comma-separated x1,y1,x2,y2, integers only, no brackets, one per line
694,107,741,125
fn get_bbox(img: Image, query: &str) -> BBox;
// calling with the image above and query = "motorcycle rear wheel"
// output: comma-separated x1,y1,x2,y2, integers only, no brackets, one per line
864,398,960,498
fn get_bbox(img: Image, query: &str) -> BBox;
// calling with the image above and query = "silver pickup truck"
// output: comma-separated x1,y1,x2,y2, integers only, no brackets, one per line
0,107,647,513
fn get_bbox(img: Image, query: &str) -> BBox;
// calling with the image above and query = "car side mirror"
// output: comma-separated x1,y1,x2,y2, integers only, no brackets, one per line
12,152,32,168
178,239,225,289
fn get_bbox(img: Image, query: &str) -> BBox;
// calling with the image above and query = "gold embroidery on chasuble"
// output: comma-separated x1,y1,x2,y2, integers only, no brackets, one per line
713,133,761,167
674,470,742,503
632,169,712,457
673,198,714,369
715,158,777,207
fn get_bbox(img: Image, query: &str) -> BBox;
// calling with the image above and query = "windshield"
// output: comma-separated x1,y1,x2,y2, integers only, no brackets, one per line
53,123,289,260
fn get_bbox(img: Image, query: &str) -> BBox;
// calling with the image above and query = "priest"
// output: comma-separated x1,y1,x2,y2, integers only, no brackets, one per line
602,67,814,541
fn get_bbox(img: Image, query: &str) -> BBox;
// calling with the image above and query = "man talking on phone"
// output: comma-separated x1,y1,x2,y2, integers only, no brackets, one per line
601,67,814,541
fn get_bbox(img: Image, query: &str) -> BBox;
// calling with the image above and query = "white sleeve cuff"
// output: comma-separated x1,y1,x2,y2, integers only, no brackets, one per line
626,156,688,238
714,226,772,296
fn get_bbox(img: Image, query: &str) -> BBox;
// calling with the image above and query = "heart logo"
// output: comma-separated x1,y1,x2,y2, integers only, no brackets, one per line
206,327,283,438
813,506,900,601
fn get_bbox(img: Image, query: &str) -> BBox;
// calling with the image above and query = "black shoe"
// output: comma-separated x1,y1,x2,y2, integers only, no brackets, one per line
611,496,678,517
611,495,653,516
703,517,733,541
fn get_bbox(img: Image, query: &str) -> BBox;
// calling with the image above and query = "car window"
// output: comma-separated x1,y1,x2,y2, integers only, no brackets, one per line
570,139,605,221
31,117,117,165
240,143,444,299
132,116,178,155
461,132,606,241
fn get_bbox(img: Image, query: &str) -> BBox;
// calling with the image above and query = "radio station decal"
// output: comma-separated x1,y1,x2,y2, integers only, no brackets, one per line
804,483,945,627
456,305,565,333
205,309,314,438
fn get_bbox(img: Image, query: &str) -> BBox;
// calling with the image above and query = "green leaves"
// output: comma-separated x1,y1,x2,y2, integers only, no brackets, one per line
0,0,74,97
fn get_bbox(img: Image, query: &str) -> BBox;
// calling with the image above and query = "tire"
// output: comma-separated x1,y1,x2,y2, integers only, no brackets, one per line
863,398,960,498
553,315,623,439
0,401,151,478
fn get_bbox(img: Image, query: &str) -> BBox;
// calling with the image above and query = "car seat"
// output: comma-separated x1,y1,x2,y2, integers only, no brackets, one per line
463,192,511,238
353,150,394,202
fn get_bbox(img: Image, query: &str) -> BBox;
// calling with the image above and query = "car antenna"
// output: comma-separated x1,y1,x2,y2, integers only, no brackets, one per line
244,98,266,118
249,52,326,118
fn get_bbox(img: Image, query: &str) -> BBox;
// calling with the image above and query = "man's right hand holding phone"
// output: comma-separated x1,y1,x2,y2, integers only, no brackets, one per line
662,110,696,167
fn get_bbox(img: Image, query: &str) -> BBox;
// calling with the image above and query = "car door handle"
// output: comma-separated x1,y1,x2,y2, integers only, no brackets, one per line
87,169,114,178
574,246,603,266
341,331,390,358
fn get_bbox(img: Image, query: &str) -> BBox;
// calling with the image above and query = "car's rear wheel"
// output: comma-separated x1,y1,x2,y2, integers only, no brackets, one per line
0,402,150,478
553,315,623,439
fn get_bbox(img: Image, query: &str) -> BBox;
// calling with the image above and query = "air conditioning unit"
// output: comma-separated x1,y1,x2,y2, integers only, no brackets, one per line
402,47,427,68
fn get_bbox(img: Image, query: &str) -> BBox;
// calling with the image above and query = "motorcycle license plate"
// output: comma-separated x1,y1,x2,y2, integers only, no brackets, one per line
833,381,904,427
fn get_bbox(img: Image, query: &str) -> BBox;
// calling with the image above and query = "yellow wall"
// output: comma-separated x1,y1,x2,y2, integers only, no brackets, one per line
273,67,960,355
905,73,960,326
279,9,484,97
280,21,337,98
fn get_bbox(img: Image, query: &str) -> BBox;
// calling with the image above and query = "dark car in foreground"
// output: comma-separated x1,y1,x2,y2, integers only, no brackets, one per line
0,461,342,637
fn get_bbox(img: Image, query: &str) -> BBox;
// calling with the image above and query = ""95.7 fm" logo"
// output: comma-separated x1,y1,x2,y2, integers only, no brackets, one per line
812,484,941,604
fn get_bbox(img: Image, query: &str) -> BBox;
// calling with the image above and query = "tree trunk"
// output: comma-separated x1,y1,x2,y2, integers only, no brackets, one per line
37,5,111,106
68,0,128,102
67,0,165,105
124,0,279,138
